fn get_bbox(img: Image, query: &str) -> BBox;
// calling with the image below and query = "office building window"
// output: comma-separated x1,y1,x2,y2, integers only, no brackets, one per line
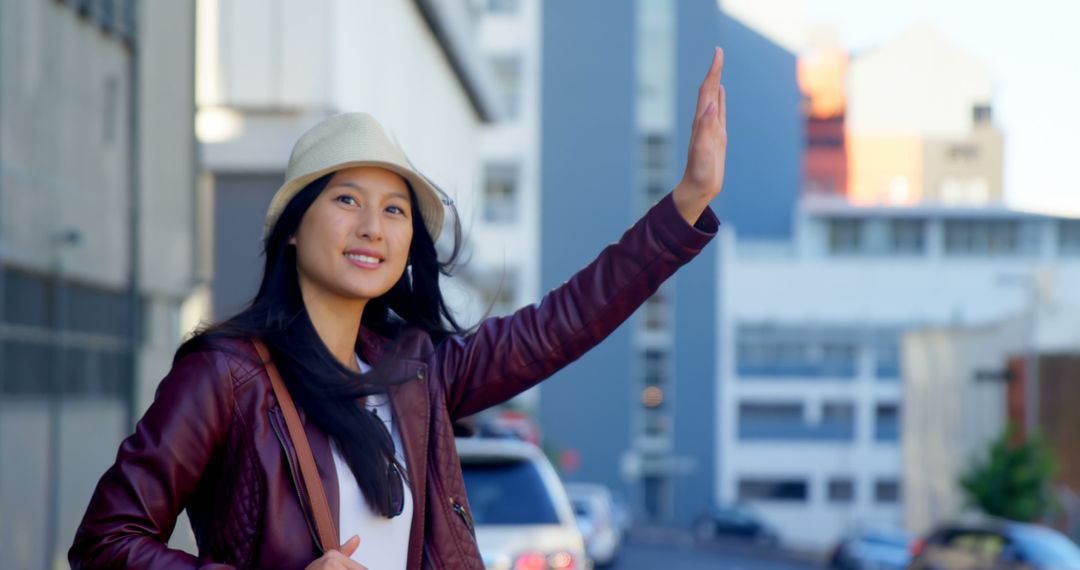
875,479,900,504
1060,220,1080,255
874,330,901,379
486,0,519,14
875,403,900,442
738,478,808,502
973,103,992,125
483,162,518,223
828,478,855,503
490,55,522,118
827,219,863,255
737,324,858,379
738,402,804,440
944,220,1029,256
642,349,666,387
821,402,855,441
888,219,925,254
643,292,667,331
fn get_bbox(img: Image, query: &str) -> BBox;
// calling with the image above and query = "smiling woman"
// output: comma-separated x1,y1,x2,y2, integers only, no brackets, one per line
69,46,728,570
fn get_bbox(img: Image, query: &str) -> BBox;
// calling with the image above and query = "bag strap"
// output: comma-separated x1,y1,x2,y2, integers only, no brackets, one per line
252,338,339,554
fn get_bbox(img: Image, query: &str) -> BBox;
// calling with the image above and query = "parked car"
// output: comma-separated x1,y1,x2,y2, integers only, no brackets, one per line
827,528,913,570
457,437,590,570
907,519,1080,570
692,503,780,546
564,483,623,567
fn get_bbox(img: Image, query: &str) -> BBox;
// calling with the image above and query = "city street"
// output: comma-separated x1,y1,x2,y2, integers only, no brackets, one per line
614,530,822,570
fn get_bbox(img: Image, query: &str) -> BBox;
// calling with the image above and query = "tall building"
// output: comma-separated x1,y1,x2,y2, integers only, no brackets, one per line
718,196,1080,549
538,0,802,524
0,1,198,567
195,0,503,323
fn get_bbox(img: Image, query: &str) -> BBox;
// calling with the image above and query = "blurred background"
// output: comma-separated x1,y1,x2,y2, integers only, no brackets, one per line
2,0,1079,569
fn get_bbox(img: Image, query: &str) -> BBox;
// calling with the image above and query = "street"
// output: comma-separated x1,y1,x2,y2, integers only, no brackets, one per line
613,531,822,570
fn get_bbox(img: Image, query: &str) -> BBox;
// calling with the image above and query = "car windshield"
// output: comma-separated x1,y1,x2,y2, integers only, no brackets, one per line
860,533,910,549
461,458,560,525
1015,529,1080,566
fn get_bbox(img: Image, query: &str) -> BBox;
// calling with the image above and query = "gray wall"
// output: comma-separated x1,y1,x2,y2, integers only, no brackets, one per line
538,0,637,496
211,173,281,319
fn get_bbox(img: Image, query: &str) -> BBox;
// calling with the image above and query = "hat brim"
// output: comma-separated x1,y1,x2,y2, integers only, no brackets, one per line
263,160,446,241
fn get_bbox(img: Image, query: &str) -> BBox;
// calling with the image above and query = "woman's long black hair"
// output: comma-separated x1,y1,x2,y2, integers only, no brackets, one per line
176,171,467,516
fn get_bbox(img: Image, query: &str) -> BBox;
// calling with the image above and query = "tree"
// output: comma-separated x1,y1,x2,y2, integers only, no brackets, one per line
960,424,1059,522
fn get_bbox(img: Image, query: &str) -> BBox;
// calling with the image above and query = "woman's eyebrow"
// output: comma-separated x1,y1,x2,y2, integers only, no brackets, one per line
332,180,409,202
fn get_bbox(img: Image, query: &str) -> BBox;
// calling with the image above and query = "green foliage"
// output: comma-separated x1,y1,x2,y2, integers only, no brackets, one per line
960,424,1059,522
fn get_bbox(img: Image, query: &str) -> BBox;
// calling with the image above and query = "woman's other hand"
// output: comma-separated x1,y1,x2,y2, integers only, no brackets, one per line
673,47,728,225
304,535,367,570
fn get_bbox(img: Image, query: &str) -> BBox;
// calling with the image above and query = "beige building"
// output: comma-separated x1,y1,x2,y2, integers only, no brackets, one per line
0,1,198,568
846,25,1003,207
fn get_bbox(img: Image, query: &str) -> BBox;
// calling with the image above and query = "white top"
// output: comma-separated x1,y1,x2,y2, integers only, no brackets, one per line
331,355,413,569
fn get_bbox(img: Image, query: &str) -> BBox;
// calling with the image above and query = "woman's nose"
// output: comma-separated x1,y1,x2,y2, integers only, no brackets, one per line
354,208,382,240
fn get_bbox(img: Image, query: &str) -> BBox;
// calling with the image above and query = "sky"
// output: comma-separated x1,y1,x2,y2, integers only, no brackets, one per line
724,0,1080,215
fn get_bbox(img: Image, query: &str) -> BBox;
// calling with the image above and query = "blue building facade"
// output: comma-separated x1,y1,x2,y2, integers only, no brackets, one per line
539,0,802,524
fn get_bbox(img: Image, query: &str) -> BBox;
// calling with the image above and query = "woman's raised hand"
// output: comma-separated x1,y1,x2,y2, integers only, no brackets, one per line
673,47,728,225
304,535,367,570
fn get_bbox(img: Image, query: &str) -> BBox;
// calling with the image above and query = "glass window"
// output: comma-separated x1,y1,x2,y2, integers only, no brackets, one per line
821,402,855,440
875,330,901,379
875,403,900,442
738,402,804,440
738,479,808,502
1059,220,1080,255
828,478,855,503
827,219,863,255
875,479,900,504
483,162,518,223
489,55,522,118
486,0,519,14
643,293,667,331
461,459,560,525
888,219,925,254
737,324,858,379
944,220,1026,256
643,134,669,170
642,349,666,386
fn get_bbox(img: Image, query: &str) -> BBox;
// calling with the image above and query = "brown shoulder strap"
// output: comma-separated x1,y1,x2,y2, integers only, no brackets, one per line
252,338,339,554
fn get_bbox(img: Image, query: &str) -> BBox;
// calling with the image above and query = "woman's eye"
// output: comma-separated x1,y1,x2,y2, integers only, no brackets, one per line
336,195,358,206
386,205,407,216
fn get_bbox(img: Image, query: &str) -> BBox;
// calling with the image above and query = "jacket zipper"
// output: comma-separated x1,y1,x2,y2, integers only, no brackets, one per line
268,407,325,553
450,497,475,536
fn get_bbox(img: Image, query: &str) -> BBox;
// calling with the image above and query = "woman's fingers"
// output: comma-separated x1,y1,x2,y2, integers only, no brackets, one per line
339,535,361,557
694,47,725,122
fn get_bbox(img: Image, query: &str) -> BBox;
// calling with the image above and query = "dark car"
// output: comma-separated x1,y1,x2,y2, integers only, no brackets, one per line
692,503,779,546
828,528,913,570
908,519,1080,570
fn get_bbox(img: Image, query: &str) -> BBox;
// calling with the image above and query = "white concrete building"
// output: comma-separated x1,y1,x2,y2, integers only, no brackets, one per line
715,195,1080,549
0,1,198,567
195,0,503,321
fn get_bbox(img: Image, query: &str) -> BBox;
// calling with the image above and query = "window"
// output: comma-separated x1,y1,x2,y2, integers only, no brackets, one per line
875,403,900,442
821,402,855,441
738,403,804,440
643,293,667,331
828,478,855,503
642,408,669,436
461,458,560,525
875,480,900,504
973,103,992,125
489,55,522,118
738,479,808,502
483,162,518,223
944,220,1024,256
737,324,858,379
1060,220,1080,255
643,134,669,170
642,349,666,387
947,144,979,160
486,0,520,14
827,219,863,255
888,219,925,254
874,331,901,379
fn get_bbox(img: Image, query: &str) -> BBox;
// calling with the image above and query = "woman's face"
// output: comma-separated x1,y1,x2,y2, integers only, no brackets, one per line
290,166,414,305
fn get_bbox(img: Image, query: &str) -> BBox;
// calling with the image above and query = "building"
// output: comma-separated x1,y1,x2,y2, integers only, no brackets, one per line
904,305,1080,537
538,0,802,524
846,25,1003,207
196,0,503,323
717,195,1080,549
0,1,198,567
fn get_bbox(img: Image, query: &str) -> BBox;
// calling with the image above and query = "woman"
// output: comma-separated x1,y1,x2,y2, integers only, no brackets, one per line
69,48,728,569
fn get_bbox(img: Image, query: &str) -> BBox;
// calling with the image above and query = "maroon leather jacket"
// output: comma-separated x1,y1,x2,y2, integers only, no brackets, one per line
69,194,717,569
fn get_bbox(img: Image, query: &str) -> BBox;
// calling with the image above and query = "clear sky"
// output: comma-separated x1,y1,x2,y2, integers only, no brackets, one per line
801,0,1080,215
200,1,1078,215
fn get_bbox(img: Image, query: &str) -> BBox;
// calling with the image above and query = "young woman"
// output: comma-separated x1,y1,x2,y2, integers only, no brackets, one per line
69,48,728,570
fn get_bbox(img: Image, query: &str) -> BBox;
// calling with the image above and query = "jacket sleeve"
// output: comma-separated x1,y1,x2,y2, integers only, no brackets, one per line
435,192,719,420
69,349,238,570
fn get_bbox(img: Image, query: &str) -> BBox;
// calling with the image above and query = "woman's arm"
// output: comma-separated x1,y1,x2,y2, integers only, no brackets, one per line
69,350,237,570
434,48,728,420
